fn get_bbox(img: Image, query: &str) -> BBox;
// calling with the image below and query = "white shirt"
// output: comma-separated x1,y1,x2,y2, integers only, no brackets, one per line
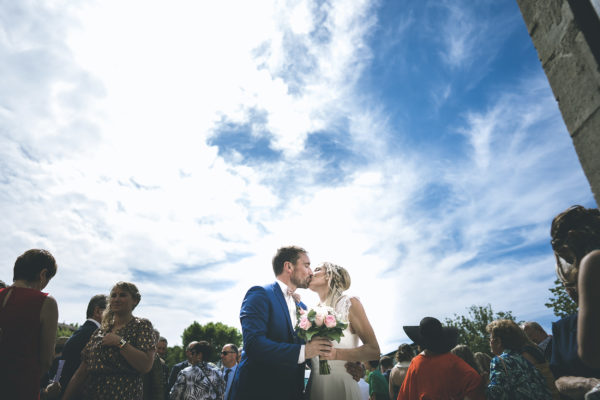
358,378,370,400
275,279,306,364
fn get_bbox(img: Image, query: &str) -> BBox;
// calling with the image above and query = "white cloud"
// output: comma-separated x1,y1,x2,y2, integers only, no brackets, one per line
0,0,593,354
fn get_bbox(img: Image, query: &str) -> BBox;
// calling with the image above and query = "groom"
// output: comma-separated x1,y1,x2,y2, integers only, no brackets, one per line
228,246,333,400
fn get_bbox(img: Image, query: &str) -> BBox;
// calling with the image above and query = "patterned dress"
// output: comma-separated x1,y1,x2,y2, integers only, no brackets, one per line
169,361,225,400
81,317,155,400
487,349,552,400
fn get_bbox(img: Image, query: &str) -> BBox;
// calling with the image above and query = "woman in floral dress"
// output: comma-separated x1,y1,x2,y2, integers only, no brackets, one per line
63,281,156,400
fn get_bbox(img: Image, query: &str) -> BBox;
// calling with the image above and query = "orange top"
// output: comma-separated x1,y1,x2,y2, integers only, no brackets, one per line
398,352,485,400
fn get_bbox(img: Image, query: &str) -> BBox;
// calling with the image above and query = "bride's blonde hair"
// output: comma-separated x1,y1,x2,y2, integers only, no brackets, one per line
321,262,351,307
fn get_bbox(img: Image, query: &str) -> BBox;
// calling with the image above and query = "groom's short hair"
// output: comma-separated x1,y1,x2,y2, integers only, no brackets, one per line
272,246,307,276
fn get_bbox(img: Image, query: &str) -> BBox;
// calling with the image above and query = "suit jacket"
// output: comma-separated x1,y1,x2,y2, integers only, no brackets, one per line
222,363,238,400
59,319,99,397
228,282,305,400
168,360,190,392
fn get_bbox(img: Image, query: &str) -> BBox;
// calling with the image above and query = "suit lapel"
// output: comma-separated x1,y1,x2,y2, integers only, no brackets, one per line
272,282,294,336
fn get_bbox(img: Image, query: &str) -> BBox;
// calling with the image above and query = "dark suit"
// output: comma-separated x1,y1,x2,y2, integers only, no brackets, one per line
229,282,305,400
168,360,190,392
59,320,99,397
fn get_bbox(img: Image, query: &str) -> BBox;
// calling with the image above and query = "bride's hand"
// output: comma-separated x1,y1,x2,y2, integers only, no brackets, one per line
320,345,337,360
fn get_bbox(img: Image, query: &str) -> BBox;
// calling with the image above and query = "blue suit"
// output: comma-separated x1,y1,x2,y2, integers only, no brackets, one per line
229,282,306,400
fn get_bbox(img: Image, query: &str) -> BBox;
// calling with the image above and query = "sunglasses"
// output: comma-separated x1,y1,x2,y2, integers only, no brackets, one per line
221,351,236,355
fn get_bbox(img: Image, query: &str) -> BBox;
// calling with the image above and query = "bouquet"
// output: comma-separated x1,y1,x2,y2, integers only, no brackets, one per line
295,305,348,375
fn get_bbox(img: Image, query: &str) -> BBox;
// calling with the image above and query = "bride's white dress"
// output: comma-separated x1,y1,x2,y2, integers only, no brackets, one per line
309,295,362,400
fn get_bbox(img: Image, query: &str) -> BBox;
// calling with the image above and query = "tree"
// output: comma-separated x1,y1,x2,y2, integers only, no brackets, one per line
164,345,184,369
445,304,518,354
56,322,78,338
181,321,242,363
545,278,578,318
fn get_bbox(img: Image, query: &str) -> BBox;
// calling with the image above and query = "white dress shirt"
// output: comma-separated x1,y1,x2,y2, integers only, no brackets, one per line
276,279,306,364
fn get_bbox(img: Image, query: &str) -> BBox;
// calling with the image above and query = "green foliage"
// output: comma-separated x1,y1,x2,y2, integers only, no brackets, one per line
181,321,242,363
545,278,578,318
445,304,518,355
57,322,78,338
164,345,184,369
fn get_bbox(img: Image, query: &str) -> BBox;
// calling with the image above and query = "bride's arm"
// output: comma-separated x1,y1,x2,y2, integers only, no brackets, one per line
324,297,380,362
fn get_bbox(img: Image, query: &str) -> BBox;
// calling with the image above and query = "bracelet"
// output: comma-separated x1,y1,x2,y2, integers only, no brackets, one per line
119,338,127,348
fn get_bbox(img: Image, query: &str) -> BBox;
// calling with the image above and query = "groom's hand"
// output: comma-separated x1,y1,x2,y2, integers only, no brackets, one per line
305,337,332,359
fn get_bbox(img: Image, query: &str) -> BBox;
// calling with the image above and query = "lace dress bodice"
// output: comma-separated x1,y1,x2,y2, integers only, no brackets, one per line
329,295,359,349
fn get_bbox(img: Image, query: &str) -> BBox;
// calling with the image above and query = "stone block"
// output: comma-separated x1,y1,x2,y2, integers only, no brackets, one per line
543,29,600,135
572,107,600,204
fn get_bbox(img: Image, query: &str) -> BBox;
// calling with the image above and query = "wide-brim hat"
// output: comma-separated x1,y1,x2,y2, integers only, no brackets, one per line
403,317,458,354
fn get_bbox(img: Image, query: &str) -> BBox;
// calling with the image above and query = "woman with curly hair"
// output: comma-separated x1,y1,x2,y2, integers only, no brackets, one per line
63,282,156,400
388,344,413,400
486,319,552,399
550,205,600,398
551,205,600,368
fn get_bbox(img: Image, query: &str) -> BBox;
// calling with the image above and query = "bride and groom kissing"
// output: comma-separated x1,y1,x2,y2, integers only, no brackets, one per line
227,246,381,400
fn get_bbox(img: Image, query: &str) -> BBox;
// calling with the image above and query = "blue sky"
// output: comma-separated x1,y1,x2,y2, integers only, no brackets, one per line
0,0,595,352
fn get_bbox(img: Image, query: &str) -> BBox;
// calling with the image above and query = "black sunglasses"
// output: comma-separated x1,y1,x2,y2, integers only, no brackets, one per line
221,351,236,355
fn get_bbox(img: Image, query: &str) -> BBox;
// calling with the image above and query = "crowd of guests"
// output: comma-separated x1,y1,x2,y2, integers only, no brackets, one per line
0,204,599,399
0,251,237,400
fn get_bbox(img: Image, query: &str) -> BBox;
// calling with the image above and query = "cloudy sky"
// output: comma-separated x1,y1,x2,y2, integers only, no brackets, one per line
1,0,595,352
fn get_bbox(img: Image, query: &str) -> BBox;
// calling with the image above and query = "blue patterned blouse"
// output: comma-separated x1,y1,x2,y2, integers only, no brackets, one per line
487,349,552,400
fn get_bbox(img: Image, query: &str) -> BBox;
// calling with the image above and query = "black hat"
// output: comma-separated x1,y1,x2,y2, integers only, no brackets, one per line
403,317,458,354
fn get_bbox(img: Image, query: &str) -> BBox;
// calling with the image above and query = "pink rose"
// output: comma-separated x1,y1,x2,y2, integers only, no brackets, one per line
324,314,337,328
299,316,312,330
315,313,324,327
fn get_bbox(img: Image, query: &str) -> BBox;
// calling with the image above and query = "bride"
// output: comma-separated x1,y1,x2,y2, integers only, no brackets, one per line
307,262,381,400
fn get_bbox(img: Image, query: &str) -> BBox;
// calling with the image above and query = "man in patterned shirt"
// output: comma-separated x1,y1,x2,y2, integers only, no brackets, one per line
169,341,225,400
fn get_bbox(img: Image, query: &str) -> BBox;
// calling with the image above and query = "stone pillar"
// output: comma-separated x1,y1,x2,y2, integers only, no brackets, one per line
517,0,600,206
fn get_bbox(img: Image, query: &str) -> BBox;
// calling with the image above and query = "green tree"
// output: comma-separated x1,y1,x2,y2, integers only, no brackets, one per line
545,278,578,318
181,321,242,363
164,345,184,369
57,322,78,338
445,304,518,355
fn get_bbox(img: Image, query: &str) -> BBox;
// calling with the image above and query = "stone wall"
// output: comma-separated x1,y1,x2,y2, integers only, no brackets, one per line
517,0,600,206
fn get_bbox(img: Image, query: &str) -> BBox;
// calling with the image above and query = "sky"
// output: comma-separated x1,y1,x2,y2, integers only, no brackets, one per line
0,0,596,353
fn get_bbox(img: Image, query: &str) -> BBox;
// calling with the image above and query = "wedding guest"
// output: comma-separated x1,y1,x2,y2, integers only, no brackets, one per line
379,356,393,382
519,337,560,400
366,360,389,400
451,345,481,374
221,343,239,400
551,205,600,369
398,317,484,400
168,341,198,391
169,341,225,400
143,330,166,400
521,321,552,361
550,205,600,398
388,344,413,400
358,375,370,400
40,336,69,397
62,282,156,400
0,249,59,400
486,319,552,399
157,336,170,399
59,294,107,399
473,352,491,385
